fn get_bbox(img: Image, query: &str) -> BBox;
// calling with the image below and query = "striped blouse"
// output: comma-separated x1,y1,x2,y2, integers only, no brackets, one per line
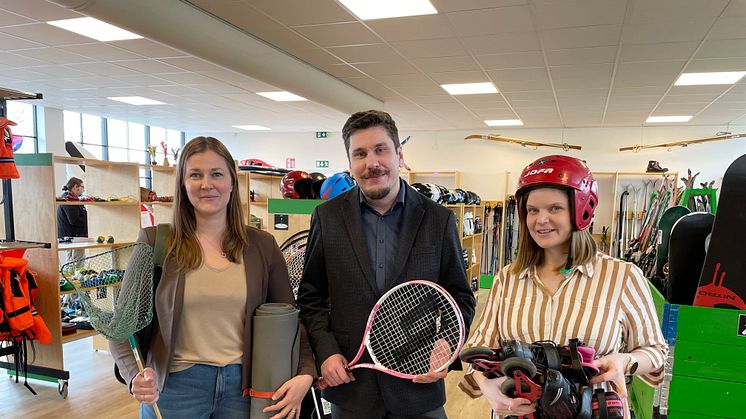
459,252,667,398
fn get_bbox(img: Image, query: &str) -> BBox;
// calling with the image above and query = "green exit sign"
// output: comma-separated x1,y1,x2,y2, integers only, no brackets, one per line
315,160,329,168
315,131,328,138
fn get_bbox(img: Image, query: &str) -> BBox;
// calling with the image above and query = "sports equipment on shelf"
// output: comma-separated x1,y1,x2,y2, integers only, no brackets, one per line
281,170,313,199
320,172,356,200
316,280,465,388
279,230,309,299
666,212,714,305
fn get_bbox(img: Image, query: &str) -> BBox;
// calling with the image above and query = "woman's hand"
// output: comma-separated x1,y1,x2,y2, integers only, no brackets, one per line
263,374,314,419
131,367,159,405
474,373,536,417
590,353,631,398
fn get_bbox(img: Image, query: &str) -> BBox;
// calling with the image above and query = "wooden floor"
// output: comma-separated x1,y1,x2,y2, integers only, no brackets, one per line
1,290,492,419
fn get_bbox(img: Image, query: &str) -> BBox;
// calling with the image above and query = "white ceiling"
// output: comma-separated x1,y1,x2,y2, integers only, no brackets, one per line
3,0,746,132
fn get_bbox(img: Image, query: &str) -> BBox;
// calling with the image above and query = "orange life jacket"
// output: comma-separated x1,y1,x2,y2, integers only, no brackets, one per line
0,117,20,179
0,257,51,344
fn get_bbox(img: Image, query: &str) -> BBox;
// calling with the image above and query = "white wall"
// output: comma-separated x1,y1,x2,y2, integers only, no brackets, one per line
214,125,746,201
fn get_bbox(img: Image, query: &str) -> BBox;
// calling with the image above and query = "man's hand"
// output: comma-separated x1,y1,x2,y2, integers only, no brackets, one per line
320,354,354,388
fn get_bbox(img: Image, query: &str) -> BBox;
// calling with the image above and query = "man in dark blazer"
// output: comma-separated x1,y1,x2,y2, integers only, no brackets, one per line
297,110,476,418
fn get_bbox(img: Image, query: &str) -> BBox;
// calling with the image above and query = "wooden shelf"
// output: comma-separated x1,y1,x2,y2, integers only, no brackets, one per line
250,200,268,206
143,201,173,205
56,201,138,206
54,156,139,168
60,282,122,295
58,241,135,251
61,329,98,343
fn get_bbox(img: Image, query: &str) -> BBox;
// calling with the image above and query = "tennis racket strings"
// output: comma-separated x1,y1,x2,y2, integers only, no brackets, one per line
367,282,463,376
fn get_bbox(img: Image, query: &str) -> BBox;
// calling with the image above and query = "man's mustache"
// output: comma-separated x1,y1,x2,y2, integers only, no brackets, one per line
362,168,389,179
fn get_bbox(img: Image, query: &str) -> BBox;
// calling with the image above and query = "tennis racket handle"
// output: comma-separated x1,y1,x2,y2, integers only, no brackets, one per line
316,365,353,389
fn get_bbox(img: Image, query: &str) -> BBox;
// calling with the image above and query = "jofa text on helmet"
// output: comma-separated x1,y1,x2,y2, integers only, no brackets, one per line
524,168,554,176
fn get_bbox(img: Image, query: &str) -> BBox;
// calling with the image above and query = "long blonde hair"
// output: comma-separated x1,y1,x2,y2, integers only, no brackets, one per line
511,187,597,275
168,136,248,271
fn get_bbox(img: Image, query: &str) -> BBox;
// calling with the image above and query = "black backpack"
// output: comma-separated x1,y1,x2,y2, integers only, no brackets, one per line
114,224,170,385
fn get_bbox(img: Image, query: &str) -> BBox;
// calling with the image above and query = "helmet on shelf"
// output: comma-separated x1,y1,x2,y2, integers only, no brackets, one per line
320,172,356,200
309,172,327,199
516,155,598,231
280,170,312,199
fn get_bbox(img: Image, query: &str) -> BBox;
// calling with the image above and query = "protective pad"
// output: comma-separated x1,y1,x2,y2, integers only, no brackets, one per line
250,303,300,418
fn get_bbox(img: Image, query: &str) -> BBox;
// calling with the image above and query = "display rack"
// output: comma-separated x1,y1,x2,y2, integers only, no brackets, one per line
0,90,63,393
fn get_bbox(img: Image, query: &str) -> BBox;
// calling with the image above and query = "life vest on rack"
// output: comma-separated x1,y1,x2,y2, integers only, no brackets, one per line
0,256,51,344
0,117,20,179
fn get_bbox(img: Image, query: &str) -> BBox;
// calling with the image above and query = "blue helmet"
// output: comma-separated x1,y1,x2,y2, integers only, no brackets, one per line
320,172,356,200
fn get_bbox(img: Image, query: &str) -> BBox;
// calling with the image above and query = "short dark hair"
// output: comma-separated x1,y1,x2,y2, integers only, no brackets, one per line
342,110,400,156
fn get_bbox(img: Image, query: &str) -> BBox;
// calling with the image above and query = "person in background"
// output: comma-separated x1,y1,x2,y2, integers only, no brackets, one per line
57,177,87,265
458,155,667,418
298,110,476,419
110,136,316,419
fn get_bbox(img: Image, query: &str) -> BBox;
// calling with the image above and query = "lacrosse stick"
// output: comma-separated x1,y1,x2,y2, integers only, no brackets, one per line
279,230,309,299
60,243,163,419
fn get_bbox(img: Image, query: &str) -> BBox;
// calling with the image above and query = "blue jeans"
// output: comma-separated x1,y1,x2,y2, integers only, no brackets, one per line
141,364,249,419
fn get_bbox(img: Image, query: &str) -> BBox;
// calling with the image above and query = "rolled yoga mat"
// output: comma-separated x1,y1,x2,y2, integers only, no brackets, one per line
250,303,300,418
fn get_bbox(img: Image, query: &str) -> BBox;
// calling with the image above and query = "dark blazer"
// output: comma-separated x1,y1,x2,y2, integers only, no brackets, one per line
56,192,87,238
297,183,476,416
110,226,317,394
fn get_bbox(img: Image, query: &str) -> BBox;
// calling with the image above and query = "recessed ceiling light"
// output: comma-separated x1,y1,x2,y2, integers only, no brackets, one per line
256,91,307,102
233,125,271,131
484,119,523,126
339,0,437,20
47,17,142,42
675,71,746,86
646,115,692,123
107,96,165,106
441,82,498,95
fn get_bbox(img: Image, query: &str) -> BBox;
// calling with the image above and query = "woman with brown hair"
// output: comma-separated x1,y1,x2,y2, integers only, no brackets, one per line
459,155,667,418
110,136,315,419
57,176,87,265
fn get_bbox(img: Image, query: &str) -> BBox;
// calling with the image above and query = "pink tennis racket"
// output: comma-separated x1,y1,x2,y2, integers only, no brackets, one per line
318,280,466,388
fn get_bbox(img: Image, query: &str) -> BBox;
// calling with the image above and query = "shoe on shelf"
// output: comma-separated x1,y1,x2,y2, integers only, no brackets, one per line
646,160,668,173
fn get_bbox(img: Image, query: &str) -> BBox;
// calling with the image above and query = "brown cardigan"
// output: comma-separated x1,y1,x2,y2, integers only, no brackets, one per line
109,226,317,393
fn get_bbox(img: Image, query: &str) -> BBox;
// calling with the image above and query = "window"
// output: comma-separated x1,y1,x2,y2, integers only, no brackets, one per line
82,114,103,159
7,102,37,153
107,118,128,162
63,110,81,142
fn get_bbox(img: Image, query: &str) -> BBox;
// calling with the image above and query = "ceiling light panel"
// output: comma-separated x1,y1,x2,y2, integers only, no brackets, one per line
256,91,308,101
339,0,437,20
646,115,692,123
441,82,498,95
675,71,746,86
47,17,142,42
107,96,165,106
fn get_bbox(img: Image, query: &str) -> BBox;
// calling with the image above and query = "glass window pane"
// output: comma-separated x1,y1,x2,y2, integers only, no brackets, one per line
107,118,127,148
82,114,102,146
82,143,103,159
63,111,81,142
128,122,146,163
108,147,128,162
149,126,166,162
6,102,34,137
16,136,35,154
166,129,181,154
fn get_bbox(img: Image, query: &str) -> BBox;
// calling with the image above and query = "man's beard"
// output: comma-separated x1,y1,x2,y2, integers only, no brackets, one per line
363,185,391,200
361,167,392,200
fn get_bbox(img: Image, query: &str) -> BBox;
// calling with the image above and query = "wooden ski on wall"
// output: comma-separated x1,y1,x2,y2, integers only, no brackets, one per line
619,133,746,152
465,134,582,151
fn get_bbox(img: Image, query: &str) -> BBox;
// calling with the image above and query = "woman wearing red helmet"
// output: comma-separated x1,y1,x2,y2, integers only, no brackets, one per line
459,155,667,418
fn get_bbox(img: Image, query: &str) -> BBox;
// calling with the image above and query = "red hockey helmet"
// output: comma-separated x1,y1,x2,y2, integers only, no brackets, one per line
280,170,312,199
516,155,597,231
